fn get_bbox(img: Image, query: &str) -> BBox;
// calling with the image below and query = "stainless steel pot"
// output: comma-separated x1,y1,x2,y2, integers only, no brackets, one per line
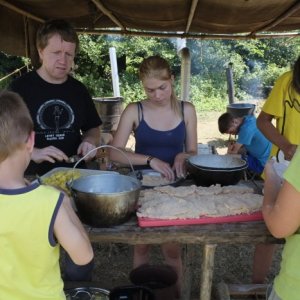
187,154,247,186
69,173,141,227
65,286,110,299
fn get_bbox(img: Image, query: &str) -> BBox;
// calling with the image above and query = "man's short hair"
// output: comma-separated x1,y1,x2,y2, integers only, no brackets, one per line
218,112,234,134
36,19,79,54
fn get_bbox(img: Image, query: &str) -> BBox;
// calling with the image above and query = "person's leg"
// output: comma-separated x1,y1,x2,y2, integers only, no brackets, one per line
133,244,151,268
162,243,182,298
252,243,276,283
244,154,264,175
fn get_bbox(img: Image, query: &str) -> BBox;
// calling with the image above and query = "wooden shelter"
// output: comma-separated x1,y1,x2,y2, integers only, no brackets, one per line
1,0,300,59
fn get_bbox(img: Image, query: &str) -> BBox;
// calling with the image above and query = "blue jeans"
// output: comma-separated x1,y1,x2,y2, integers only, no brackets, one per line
242,154,264,174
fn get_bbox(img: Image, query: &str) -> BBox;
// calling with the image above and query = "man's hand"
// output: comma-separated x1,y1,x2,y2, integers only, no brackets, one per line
77,141,97,161
31,146,69,163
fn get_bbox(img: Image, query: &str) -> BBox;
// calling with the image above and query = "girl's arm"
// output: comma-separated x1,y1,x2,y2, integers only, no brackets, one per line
173,102,198,177
263,160,300,238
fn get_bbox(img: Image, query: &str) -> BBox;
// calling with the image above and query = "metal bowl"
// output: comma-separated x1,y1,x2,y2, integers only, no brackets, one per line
65,287,110,299
128,169,184,189
68,173,141,227
187,154,247,186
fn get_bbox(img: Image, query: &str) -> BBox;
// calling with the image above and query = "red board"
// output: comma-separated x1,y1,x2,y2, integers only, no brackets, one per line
138,211,263,227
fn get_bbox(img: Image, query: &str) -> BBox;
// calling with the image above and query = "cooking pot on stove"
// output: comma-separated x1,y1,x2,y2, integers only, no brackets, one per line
187,154,247,186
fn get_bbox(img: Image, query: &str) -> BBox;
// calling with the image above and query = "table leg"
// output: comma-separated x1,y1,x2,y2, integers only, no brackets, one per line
200,244,217,300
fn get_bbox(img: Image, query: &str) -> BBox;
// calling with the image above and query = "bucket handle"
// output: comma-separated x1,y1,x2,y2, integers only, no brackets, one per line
68,145,138,187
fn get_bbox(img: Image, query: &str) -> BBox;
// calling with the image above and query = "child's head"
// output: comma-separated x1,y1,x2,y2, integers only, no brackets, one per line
0,91,33,163
218,112,236,134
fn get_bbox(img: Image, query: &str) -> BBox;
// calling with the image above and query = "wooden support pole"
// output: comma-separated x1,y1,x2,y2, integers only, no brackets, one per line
226,63,235,104
200,244,217,300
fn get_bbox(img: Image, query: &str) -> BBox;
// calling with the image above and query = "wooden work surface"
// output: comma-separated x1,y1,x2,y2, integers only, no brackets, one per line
86,216,279,245
85,216,282,300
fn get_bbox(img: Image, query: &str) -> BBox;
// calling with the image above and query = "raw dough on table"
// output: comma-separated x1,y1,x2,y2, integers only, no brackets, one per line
137,184,262,219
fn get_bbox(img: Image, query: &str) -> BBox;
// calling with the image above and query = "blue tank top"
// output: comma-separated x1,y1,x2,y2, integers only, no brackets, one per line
134,101,186,165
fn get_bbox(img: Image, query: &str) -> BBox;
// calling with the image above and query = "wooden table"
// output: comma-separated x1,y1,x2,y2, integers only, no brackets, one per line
86,217,282,300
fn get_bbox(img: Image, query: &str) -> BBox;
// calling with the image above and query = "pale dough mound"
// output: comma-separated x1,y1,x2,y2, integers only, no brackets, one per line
137,184,262,219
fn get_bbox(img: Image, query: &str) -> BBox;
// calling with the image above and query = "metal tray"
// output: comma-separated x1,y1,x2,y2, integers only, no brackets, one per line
128,169,184,189
40,167,117,180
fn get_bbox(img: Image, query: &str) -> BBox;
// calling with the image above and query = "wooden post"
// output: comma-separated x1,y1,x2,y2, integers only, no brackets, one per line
200,244,217,300
226,62,235,104
179,47,191,101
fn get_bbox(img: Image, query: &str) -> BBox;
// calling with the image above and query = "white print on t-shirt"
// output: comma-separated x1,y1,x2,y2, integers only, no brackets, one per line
36,99,75,141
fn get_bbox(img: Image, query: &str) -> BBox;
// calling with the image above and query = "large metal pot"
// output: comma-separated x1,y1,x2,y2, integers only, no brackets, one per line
187,154,247,186
69,173,141,227
226,103,256,117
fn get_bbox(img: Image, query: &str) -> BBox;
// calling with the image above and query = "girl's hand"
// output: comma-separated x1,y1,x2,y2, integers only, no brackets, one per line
149,158,175,181
172,153,189,178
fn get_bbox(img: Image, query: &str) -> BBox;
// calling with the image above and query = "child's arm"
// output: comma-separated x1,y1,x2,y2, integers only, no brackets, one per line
227,142,243,154
263,160,300,238
54,195,94,265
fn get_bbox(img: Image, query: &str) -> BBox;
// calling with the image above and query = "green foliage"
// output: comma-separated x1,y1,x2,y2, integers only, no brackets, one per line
0,52,26,89
1,35,299,112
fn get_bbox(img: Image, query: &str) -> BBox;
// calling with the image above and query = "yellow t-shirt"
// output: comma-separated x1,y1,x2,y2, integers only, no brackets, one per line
262,71,300,157
0,183,65,300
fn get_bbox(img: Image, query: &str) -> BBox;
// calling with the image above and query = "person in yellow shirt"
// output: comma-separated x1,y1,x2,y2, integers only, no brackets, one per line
257,57,300,161
0,90,94,300
255,57,300,285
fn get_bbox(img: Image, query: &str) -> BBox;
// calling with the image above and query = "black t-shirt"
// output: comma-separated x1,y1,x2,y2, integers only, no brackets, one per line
10,71,102,175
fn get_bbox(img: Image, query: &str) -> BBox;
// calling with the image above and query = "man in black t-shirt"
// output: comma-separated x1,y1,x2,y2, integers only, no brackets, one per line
10,19,102,176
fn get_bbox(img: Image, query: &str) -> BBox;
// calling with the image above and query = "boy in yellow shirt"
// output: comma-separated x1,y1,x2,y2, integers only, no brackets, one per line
0,90,94,300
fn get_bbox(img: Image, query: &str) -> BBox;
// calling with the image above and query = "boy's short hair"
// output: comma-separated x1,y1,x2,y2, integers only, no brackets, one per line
218,112,234,134
0,90,33,162
36,19,79,54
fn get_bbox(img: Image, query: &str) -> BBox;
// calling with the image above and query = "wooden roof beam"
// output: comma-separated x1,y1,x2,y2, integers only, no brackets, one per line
0,0,44,23
185,0,199,33
250,1,300,35
90,0,126,31
77,28,300,40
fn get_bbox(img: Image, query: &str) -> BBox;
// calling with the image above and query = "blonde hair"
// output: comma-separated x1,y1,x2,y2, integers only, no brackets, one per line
0,91,33,162
139,55,180,114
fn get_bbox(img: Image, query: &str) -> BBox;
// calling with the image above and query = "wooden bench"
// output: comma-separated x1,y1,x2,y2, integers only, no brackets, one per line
217,282,268,300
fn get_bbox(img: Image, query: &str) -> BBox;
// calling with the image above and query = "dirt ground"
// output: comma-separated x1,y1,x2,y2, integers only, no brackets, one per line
83,105,283,300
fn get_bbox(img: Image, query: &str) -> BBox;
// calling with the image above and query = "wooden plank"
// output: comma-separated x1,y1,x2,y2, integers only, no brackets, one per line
228,283,268,296
217,281,231,300
87,218,283,245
